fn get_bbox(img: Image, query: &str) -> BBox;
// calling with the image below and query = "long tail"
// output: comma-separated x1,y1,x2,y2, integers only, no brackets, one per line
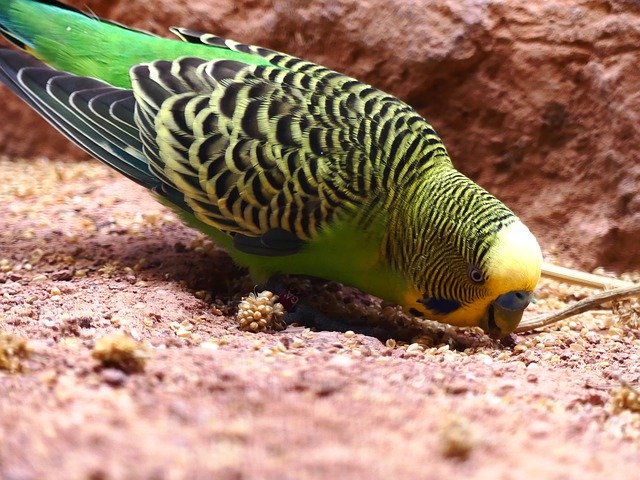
0,1,277,207
0,0,87,48
0,48,159,188
0,0,159,87
0,0,269,87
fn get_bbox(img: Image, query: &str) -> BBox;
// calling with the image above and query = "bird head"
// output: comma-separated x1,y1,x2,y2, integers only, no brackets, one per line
391,172,543,339
400,220,542,338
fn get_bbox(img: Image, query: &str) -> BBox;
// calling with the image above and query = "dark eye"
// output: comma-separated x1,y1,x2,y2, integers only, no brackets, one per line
468,266,485,284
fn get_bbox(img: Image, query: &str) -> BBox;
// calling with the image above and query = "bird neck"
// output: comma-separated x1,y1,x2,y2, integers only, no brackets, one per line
379,163,516,284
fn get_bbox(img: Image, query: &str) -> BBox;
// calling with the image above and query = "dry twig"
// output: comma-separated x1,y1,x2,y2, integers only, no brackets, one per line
517,284,640,333
541,262,634,289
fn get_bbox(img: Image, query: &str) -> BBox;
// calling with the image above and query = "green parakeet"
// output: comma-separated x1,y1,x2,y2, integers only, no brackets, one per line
0,0,542,338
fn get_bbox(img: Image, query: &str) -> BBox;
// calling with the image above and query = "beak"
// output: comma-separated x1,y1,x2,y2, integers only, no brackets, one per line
479,290,533,339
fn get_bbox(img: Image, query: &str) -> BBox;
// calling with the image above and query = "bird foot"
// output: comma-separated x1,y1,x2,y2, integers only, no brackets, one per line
264,276,391,339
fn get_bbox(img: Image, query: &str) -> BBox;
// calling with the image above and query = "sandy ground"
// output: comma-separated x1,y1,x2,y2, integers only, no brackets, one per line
1,157,639,480
4,0,640,272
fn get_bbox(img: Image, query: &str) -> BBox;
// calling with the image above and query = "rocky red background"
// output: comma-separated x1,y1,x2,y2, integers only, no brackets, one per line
1,0,638,270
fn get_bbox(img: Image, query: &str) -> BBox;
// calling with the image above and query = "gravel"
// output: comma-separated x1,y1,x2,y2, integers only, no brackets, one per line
1,157,639,479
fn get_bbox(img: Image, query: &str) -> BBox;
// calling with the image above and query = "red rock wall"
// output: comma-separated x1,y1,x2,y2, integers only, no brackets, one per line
1,0,638,270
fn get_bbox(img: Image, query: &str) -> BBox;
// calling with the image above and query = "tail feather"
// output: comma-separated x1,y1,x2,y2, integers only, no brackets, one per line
47,78,134,152
0,46,44,102
0,48,159,189
67,87,138,147
0,0,89,51
86,90,140,139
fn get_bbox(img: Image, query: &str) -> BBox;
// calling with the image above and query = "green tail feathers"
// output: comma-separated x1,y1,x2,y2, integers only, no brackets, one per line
0,0,270,87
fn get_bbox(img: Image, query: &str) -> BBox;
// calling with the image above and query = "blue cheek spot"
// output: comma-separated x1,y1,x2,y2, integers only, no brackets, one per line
421,297,462,315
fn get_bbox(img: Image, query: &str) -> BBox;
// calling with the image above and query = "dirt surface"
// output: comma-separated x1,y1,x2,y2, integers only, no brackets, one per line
2,0,640,270
1,158,640,479
2,1,640,478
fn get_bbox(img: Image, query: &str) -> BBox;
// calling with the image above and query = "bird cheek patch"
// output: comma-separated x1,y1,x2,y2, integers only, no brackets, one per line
420,297,462,315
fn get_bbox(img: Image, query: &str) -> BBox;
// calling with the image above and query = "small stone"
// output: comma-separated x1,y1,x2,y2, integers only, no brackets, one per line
176,327,192,338
570,342,585,352
585,331,600,344
513,344,527,354
328,354,354,369
51,270,73,281
528,420,551,438
440,417,477,460
101,368,127,387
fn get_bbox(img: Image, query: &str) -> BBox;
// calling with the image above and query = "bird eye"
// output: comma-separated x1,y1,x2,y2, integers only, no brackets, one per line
468,266,485,284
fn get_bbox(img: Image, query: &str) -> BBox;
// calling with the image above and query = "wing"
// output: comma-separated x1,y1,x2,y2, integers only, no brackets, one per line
0,48,158,189
132,35,445,254
0,31,446,256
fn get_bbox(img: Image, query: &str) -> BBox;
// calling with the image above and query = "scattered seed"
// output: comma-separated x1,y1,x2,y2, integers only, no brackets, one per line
440,417,477,460
92,333,148,373
0,333,31,373
610,384,640,414
236,291,286,333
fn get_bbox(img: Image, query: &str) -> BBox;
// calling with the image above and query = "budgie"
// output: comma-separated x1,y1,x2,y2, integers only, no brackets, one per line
0,0,542,338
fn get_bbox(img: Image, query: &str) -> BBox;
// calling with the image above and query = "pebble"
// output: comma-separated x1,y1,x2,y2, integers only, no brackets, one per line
529,420,551,438
328,354,354,369
291,337,305,348
585,331,600,344
570,342,586,352
101,368,127,387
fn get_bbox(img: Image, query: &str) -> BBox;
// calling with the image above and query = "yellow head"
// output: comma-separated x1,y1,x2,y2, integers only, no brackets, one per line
401,219,542,338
